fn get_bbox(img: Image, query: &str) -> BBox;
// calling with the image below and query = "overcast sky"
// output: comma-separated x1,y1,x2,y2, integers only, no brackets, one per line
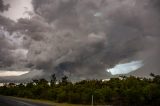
0,0,160,81
1,0,33,21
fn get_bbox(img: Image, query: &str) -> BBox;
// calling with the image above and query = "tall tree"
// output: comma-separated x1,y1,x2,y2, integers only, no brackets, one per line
50,74,57,87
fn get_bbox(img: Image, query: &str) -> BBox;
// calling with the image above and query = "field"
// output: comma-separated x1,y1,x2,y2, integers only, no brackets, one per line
13,97,91,106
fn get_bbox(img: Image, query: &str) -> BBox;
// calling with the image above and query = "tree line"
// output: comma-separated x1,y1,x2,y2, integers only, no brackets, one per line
0,73,160,106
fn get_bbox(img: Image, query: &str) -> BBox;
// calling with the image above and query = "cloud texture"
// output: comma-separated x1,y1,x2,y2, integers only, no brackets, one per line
0,0,160,81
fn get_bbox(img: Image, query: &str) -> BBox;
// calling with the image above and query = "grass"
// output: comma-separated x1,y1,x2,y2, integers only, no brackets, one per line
12,97,90,106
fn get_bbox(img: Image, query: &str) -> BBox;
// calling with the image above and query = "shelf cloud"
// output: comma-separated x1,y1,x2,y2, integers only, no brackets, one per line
0,0,160,81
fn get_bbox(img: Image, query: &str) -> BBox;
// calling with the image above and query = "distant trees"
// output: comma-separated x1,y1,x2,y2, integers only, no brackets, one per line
0,74,160,105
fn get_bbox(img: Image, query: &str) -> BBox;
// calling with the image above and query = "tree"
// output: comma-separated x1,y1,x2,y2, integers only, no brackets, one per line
1,74,160,105
61,76,68,85
50,74,56,87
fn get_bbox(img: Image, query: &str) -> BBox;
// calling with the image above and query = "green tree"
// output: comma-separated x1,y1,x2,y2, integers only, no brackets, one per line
50,74,57,87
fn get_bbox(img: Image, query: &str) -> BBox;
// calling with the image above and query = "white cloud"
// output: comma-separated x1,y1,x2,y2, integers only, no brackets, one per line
107,61,143,75
0,71,29,77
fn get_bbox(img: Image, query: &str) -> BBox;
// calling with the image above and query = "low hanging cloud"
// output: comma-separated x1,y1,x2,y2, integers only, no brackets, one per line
0,0,160,81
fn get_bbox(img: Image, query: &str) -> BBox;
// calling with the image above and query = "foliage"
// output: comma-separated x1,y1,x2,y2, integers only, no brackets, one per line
0,74,160,106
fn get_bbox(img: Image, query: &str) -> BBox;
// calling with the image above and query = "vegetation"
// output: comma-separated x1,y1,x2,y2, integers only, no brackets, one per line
0,73,160,106
11,97,90,106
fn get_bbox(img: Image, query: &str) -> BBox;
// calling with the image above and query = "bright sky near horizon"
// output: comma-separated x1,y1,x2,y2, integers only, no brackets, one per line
107,61,143,75
0,71,29,77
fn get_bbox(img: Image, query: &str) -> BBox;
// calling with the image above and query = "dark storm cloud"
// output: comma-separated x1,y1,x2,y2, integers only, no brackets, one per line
0,32,13,68
0,0,27,72
1,0,160,81
0,0,14,30
0,27,28,71
0,0,9,12
15,0,158,79
0,0,14,69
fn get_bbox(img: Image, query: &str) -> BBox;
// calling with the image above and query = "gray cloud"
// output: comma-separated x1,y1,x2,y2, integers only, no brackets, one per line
0,0,9,12
0,0,14,30
0,0,27,72
0,0,14,69
1,0,160,81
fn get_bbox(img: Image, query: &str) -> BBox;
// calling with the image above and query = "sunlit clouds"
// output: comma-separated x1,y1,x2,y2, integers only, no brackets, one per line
0,71,29,77
107,61,143,75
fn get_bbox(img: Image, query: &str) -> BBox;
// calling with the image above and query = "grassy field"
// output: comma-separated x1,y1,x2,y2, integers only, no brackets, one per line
13,97,91,106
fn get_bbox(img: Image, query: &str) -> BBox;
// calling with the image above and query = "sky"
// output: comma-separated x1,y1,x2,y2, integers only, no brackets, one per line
1,0,33,21
0,0,160,82
0,71,28,77
107,61,143,75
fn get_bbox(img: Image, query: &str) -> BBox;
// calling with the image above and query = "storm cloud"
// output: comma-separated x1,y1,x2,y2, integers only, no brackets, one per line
0,0,9,12
0,0,28,73
0,0,13,69
0,0,160,81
